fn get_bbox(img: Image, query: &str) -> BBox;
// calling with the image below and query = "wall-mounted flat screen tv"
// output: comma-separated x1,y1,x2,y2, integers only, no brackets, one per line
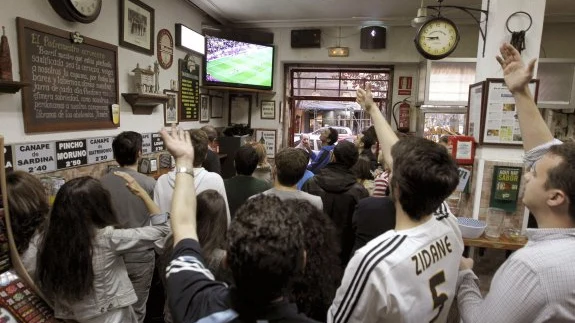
204,35,274,90
175,23,205,55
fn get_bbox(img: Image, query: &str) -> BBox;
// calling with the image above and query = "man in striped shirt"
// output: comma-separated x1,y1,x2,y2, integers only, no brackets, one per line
328,83,463,323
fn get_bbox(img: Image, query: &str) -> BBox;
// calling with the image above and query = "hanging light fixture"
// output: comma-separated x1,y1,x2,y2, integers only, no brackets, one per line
411,0,429,28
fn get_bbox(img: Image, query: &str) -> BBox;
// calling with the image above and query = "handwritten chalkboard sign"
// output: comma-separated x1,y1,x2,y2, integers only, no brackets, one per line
179,58,200,121
17,18,119,133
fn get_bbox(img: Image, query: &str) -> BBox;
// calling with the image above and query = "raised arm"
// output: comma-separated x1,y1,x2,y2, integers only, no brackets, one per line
356,82,398,169
496,43,553,151
160,127,198,245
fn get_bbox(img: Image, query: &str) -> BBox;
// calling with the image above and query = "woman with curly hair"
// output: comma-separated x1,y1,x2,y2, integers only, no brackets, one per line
288,199,342,321
36,174,169,323
6,171,50,277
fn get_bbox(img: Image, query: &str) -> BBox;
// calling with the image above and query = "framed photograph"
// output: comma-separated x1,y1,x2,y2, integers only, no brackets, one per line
200,94,210,123
210,96,223,118
254,129,277,159
119,0,155,55
163,90,178,126
260,100,276,119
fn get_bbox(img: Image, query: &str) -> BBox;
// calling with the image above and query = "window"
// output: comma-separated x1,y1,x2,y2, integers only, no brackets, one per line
428,62,476,103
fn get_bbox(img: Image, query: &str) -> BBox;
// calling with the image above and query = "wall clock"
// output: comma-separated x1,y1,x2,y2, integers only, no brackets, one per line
48,0,102,24
414,17,460,60
157,29,174,69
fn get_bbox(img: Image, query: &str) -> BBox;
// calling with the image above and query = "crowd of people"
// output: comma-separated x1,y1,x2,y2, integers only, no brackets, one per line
206,37,262,62
4,44,574,322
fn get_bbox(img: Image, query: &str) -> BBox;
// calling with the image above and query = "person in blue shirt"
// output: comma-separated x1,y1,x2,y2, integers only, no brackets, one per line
307,127,338,174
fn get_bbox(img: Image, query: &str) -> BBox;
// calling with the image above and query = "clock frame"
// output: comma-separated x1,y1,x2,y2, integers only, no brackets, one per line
48,0,102,24
414,17,460,60
157,29,174,69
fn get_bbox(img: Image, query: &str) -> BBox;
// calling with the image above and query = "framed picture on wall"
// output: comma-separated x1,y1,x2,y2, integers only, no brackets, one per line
254,129,277,159
119,0,155,55
200,94,210,123
163,90,178,126
210,96,223,118
260,100,275,119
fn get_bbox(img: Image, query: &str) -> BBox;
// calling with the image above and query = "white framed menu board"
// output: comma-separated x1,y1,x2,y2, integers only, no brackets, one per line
480,79,539,145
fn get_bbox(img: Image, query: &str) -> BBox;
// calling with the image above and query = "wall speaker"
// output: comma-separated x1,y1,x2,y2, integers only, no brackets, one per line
360,26,386,49
291,29,321,48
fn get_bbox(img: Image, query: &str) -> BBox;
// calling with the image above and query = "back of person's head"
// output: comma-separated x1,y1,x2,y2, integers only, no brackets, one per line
197,190,227,257
37,176,117,301
334,140,359,168
327,128,338,145
189,129,209,167
275,148,308,187
547,142,575,223
352,156,375,180
390,136,459,221
361,126,376,149
201,125,218,143
227,195,304,311
234,145,259,175
288,200,341,321
6,171,49,254
112,131,142,166
251,142,267,166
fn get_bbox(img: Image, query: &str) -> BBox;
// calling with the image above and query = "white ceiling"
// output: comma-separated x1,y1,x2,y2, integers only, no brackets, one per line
187,0,575,27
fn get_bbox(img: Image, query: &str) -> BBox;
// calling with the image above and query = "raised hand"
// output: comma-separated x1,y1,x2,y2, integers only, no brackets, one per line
114,171,147,198
160,125,194,163
496,43,536,94
356,82,377,114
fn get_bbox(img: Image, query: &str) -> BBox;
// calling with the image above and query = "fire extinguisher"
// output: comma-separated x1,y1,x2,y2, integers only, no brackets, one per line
392,99,411,133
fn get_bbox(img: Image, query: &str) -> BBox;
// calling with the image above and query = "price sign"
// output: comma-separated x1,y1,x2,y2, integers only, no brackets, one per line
87,137,114,164
152,133,165,152
3,145,13,172
142,133,152,154
14,142,56,174
55,140,88,169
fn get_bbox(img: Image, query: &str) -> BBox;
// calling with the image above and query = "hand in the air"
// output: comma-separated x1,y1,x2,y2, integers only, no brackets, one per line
496,43,536,94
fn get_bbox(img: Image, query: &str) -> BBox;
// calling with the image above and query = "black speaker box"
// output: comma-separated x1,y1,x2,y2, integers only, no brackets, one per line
360,26,386,49
291,29,321,48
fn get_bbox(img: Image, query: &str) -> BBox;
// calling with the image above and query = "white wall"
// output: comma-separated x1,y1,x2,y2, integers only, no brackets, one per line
0,0,219,145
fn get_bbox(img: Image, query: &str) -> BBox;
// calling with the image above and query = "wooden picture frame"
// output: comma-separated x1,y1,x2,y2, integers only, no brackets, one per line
210,95,223,118
254,129,277,159
479,79,539,146
200,94,210,123
163,90,178,126
260,100,276,119
467,81,485,143
119,0,155,55
229,94,251,127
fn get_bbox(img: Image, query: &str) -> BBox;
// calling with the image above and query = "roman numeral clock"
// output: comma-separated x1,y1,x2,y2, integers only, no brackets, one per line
414,17,460,60
49,0,102,24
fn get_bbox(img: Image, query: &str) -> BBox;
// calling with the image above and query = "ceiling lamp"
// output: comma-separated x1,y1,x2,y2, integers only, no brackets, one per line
411,1,429,28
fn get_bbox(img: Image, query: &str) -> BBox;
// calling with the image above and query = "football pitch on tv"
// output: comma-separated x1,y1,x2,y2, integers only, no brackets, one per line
206,48,273,87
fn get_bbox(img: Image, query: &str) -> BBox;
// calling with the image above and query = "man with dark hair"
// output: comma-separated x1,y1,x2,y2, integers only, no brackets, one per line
328,83,462,323
257,147,322,210
100,131,157,323
201,125,222,174
160,126,316,322
307,127,338,174
456,43,575,323
356,126,378,171
155,129,230,222
303,140,369,265
224,145,270,217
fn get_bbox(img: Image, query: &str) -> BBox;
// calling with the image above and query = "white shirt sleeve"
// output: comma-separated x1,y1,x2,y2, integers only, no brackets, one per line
457,258,546,323
328,249,388,323
523,138,562,170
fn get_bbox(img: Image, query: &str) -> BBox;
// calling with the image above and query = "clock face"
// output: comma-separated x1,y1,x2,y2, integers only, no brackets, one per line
415,18,460,60
70,0,100,16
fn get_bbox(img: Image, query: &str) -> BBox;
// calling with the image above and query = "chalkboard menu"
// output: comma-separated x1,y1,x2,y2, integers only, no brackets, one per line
179,58,200,121
17,18,119,133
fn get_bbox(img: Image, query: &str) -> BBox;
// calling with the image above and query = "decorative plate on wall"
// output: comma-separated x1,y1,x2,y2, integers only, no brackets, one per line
157,29,173,69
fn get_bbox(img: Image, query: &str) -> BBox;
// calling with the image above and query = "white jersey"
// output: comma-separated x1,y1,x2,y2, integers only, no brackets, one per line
328,202,463,323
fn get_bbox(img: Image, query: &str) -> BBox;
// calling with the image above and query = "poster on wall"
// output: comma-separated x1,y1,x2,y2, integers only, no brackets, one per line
467,81,484,143
230,94,251,126
481,79,539,145
178,56,200,121
254,129,277,159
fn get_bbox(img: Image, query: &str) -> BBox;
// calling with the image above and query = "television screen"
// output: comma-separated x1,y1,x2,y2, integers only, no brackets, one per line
204,35,274,90
175,24,205,55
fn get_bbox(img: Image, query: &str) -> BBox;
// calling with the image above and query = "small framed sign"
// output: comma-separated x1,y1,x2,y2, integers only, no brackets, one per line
200,94,210,123
254,129,277,159
210,96,223,119
164,90,179,126
260,100,276,119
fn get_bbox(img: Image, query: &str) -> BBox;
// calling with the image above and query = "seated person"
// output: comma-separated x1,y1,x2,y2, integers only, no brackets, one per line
161,127,317,323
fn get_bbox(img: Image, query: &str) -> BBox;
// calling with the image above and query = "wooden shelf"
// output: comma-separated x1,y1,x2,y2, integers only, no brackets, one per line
463,234,527,251
201,85,275,95
0,80,30,94
121,93,169,115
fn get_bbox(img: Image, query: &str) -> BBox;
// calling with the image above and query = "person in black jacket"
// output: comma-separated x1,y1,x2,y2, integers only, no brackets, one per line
351,196,396,254
201,125,222,174
302,140,369,266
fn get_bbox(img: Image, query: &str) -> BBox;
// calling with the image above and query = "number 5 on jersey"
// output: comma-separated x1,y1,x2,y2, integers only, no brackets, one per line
429,270,448,323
